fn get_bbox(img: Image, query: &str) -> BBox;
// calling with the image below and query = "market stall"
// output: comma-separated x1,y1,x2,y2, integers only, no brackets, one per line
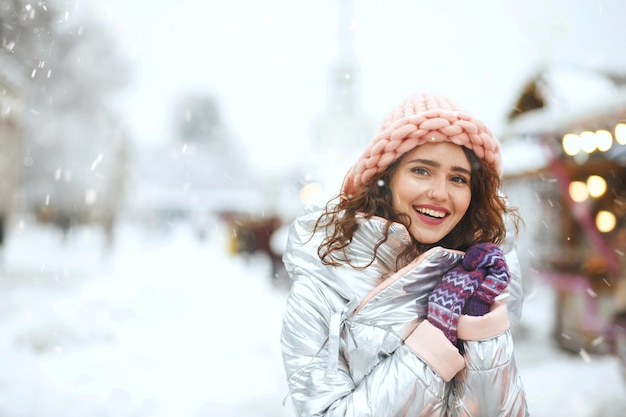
502,65,626,356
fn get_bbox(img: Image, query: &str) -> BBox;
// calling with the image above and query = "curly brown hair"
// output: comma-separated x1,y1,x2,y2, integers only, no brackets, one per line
313,147,521,270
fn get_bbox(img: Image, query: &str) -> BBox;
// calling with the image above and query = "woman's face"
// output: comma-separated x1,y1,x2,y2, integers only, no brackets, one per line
389,142,472,244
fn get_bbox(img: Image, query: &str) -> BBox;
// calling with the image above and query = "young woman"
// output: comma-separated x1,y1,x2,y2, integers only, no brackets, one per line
280,93,528,416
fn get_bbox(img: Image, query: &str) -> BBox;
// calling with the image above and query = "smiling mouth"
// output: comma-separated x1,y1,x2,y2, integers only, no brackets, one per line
415,207,448,219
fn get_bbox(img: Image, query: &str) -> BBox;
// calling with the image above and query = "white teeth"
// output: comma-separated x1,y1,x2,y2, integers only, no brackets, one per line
416,207,446,218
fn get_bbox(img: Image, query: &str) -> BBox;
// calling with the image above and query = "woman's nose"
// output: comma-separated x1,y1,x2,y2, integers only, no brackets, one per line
427,179,447,201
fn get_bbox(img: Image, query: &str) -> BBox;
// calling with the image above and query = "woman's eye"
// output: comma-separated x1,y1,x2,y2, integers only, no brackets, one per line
412,167,428,176
451,176,469,184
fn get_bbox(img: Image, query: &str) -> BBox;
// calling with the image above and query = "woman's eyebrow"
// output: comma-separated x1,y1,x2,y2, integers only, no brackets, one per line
407,158,438,167
407,158,471,175
452,166,472,176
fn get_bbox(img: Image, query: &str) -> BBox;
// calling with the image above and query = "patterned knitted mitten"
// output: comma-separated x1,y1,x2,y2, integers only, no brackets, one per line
461,243,510,316
427,264,484,345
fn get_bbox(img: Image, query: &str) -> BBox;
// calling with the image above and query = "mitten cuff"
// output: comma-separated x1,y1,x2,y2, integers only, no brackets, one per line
457,302,509,341
462,297,491,316
404,320,465,382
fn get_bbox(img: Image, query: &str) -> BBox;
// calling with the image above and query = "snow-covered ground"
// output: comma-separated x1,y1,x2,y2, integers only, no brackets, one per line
0,218,624,416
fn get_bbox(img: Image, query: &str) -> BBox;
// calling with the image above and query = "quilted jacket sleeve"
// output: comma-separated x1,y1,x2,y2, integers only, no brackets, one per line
451,305,530,417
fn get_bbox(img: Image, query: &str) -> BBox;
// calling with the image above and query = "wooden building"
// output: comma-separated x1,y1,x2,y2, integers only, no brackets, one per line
502,65,626,355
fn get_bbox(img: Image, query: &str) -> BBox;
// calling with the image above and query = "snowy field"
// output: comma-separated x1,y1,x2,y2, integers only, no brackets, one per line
0,218,624,417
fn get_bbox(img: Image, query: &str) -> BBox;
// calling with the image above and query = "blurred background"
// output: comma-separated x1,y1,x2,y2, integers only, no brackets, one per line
0,0,625,416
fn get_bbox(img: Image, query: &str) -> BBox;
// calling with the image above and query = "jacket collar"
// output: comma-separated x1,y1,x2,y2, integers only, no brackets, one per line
347,213,413,273
286,206,414,302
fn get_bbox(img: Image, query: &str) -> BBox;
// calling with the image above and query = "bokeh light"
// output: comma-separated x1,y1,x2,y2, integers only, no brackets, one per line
586,175,607,198
580,131,597,153
569,180,589,202
299,182,323,205
595,129,613,152
615,123,626,145
562,133,581,156
596,210,616,233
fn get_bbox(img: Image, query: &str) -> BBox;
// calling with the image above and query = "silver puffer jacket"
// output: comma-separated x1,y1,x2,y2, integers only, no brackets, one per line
280,206,528,417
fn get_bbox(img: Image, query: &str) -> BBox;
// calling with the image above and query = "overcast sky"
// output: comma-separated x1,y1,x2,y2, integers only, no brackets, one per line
92,0,626,172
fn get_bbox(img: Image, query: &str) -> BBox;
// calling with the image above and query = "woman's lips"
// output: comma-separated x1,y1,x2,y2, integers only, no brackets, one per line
414,206,449,225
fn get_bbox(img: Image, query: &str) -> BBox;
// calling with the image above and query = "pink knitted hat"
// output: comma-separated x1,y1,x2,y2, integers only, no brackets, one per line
341,93,501,198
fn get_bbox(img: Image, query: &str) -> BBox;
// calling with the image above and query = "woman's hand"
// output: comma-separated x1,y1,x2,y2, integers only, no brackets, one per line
461,243,510,316
426,264,485,345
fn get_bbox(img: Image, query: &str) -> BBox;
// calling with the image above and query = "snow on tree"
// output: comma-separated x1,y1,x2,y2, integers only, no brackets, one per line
0,0,131,243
